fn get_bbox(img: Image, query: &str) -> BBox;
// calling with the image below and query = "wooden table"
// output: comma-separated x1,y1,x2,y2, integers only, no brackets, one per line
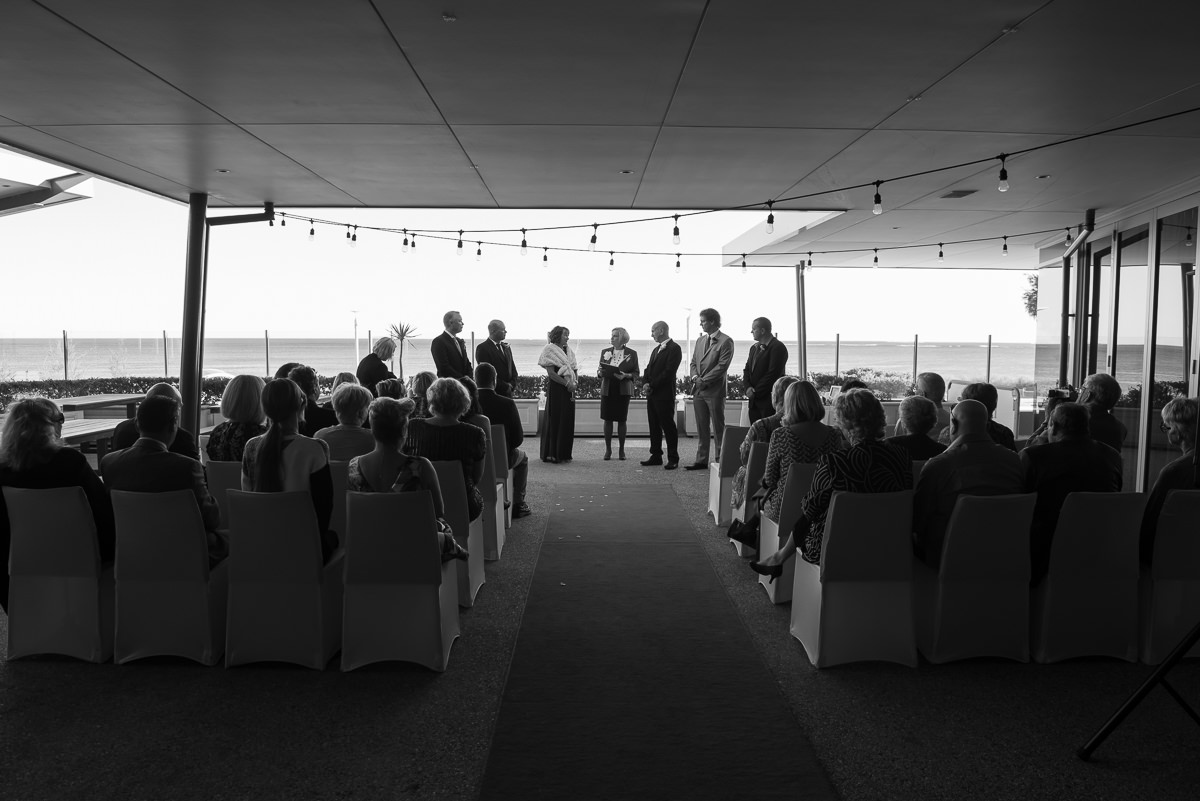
59,418,123,466
56,393,144,418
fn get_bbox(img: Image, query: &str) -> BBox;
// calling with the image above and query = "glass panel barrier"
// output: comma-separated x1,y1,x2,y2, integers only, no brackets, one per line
1112,225,1149,490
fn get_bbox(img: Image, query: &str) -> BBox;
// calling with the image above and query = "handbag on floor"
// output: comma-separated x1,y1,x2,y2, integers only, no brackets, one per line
727,514,760,547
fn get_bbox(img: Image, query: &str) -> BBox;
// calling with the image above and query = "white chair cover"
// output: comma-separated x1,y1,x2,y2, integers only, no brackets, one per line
340,491,460,671
3,486,113,662
1032,491,1146,663
759,462,817,604
111,489,227,665
224,490,343,669
708,426,748,526
491,424,513,528
329,460,350,543
1140,490,1200,663
479,428,506,561
790,490,917,668
914,493,1037,663
432,461,486,607
205,460,241,530
731,441,768,558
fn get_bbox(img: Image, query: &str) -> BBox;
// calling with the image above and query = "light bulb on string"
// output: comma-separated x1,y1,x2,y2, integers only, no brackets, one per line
672,214,680,245
608,252,614,271
998,154,1010,192
1186,228,1194,247
873,249,879,267
765,200,774,234
345,225,351,243
543,247,548,266
410,234,417,250
1002,235,1009,257
520,229,528,255
279,215,286,227
476,242,482,261
456,230,464,256
268,217,274,227
937,243,944,263
402,229,409,252
872,182,883,215
1064,228,1072,246
308,220,315,241
807,252,814,268
741,254,747,275
350,226,358,248
589,223,598,252
675,254,681,274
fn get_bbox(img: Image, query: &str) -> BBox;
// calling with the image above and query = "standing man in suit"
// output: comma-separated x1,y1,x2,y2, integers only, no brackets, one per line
431,310,472,379
476,319,518,397
743,317,789,423
686,308,735,470
101,395,227,565
641,321,682,469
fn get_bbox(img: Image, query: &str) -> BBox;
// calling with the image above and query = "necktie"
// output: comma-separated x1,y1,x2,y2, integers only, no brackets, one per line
702,335,710,359
457,337,467,362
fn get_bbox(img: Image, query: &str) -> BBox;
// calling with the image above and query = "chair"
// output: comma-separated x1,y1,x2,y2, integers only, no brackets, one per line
329,460,350,543
912,460,927,488
491,424,513,528
3,486,114,662
111,489,227,665
224,490,343,669
479,430,506,561
709,426,749,526
433,461,486,607
790,490,917,668
1032,492,1147,663
1140,490,1200,664
205,460,242,530
914,493,1037,663
340,491,460,671
731,441,768,558
759,462,817,604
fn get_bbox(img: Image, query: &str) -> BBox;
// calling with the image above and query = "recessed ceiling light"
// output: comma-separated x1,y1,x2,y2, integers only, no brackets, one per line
1036,174,1051,179
214,169,230,174
618,169,634,175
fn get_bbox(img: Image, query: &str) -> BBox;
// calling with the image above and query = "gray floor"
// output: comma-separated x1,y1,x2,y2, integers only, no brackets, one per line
2,436,1198,800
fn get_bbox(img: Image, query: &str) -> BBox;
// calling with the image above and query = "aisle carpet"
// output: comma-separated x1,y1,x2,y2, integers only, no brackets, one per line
479,483,836,800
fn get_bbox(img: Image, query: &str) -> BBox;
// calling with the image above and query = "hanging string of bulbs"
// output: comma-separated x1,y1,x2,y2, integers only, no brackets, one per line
263,103,1200,268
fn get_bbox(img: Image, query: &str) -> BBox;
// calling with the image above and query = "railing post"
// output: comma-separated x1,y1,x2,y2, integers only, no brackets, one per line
162,330,169,377
62,329,68,380
264,330,270,377
986,334,993,383
912,334,919,384
834,333,840,378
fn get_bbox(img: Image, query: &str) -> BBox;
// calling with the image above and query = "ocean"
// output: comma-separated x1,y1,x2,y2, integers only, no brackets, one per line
1,336,1044,388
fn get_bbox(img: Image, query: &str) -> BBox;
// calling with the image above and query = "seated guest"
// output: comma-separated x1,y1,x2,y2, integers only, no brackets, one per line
242,378,338,562
347,397,468,561
376,378,406,400
288,365,338,437
887,396,948,460
206,374,266,462
101,395,226,566
761,381,847,524
912,399,1024,568
273,362,301,380
840,379,869,392
731,375,799,510
938,383,1017,450
893,372,951,440
752,389,911,579
322,372,358,409
405,378,487,522
314,383,376,461
112,383,200,460
0,398,116,612
356,337,397,396
408,371,437,418
1081,372,1127,452
457,376,493,437
1140,396,1199,566
476,363,531,519
1021,402,1122,582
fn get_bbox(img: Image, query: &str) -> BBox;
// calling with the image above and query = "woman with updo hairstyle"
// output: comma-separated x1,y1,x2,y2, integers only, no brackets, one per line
731,375,799,510
0,398,115,612
537,324,577,463
760,380,846,523
751,388,910,580
356,337,398,396
408,371,437,418
241,378,338,562
346,397,468,561
1140,396,1200,565
375,378,406,400
206,374,267,462
404,378,487,521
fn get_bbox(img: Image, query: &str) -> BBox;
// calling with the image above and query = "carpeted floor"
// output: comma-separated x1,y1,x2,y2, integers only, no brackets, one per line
478,484,835,800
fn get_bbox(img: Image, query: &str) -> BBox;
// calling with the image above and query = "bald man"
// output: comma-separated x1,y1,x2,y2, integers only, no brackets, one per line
110,382,200,460
912,399,1024,568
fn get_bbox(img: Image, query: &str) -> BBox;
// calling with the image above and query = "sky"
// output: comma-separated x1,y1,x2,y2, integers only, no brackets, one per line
0,150,1038,344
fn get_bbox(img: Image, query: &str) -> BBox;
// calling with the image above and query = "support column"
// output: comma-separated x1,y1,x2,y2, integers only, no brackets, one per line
179,193,208,435
795,264,807,378
1058,253,1072,388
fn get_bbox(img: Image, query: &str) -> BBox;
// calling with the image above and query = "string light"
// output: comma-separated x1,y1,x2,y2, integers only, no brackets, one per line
937,243,944,262
308,220,315,241
807,251,814,268
672,214,680,245
873,248,879,267
410,233,417,250
402,229,409,252
765,200,775,234
872,181,883,215
268,217,274,227
1002,235,1009,256
520,229,528,255
279,215,285,227
675,253,681,274
1064,228,1072,246
457,230,464,256
350,225,358,247
590,223,598,252
476,242,482,261
1187,228,1194,247
543,246,548,265
345,225,352,243
741,254,747,275
997,154,1010,192
608,252,615,271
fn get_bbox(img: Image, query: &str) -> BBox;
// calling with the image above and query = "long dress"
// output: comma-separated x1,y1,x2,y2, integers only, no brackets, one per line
541,379,575,462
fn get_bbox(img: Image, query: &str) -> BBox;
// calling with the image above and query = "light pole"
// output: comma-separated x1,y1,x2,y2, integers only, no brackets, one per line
682,307,693,368
351,310,360,363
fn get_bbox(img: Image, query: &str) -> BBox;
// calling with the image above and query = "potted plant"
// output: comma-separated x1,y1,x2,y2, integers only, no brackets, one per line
387,321,419,381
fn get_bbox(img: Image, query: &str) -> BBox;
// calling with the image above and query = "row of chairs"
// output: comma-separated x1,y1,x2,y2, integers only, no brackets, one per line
4,425,519,672
716,430,1200,668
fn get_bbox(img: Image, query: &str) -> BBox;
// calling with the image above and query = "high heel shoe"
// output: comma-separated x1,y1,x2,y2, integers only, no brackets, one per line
750,560,784,583
618,448,626,460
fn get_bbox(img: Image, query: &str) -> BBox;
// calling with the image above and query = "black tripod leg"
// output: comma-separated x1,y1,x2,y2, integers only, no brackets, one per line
1077,618,1200,761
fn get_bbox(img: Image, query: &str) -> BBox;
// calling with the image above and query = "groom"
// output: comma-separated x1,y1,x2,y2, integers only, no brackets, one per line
641,320,682,469
431,310,472,379
685,308,734,470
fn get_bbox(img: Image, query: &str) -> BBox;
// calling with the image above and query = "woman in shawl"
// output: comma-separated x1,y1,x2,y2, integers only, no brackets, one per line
538,325,577,463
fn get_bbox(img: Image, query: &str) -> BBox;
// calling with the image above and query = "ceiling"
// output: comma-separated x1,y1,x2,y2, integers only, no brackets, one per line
2,0,1199,270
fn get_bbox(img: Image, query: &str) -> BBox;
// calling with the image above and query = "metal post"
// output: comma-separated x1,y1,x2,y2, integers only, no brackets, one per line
795,264,808,379
912,335,919,383
834,333,840,378
162,330,168,377
1059,253,1072,387
178,193,208,435
986,334,993,383
264,330,270,377
62,329,68,380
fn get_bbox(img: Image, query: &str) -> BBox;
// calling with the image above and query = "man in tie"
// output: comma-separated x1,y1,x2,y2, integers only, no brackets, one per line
431,310,473,379
641,320,682,469
742,317,789,423
686,308,735,470
475,319,519,397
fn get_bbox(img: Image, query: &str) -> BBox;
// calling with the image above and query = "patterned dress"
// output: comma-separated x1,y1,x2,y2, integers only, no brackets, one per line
205,420,266,462
798,439,912,564
730,413,785,510
762,423,846,522
404,418,487,521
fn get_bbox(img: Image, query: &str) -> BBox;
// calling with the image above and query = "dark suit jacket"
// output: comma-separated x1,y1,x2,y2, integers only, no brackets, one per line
478,388,524,464
112,418,199,460
431,330,472,378
476,339,518,397
355,353,396,396
643,340,682,398
101,438,222,534
743,337,789,417
300,400,338,438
